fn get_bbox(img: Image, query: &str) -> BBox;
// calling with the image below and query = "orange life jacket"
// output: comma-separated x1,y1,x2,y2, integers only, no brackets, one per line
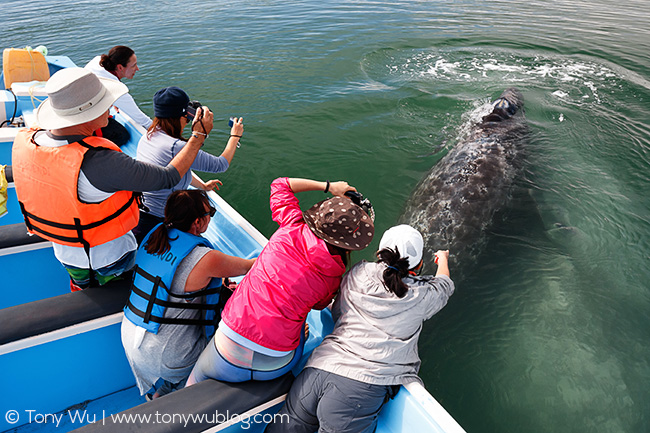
12,128,140,250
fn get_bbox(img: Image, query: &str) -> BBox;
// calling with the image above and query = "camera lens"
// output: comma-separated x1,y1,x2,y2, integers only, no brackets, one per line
186,100,202,121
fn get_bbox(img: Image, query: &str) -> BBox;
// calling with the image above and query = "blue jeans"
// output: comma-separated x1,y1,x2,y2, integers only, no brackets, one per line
188,329,305,385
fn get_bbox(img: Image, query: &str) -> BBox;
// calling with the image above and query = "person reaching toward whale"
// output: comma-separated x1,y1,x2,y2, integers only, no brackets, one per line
265,224,454,433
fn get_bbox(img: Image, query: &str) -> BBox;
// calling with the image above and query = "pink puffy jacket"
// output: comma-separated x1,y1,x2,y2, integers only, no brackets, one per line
221,177,346,352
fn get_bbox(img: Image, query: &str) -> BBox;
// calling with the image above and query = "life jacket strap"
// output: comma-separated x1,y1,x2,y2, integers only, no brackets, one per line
18,192,137,233
129,264,221,328
133,265,221,299
125,297,218,327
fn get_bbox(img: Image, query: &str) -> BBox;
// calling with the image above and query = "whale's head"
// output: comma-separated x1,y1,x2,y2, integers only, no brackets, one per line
499,87,524,109
482,87,524,123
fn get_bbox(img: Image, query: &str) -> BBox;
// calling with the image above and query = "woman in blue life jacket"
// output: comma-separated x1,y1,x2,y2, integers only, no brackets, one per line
121,189,255,400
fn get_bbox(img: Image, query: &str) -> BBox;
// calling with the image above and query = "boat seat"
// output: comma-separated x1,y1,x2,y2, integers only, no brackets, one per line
0,222,47,249
0,279,131,345
74,373,295,432
2,48,50,89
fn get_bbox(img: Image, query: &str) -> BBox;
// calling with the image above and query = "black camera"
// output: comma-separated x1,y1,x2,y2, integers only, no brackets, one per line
186,100,202,122
344,191,376,222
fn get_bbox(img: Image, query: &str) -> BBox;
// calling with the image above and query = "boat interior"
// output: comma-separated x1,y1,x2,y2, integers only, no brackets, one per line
0,49,465,433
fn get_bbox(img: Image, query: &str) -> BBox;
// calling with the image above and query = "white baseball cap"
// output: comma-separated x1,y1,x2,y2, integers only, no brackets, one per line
378,224,424,269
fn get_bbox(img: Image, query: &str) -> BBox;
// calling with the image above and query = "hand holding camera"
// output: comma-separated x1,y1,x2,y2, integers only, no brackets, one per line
188,101,214,138
186,100,202,122
229,117,244,137
344,190,376,222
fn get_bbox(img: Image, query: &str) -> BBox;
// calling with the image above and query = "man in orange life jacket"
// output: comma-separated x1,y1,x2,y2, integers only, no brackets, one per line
12,67,214,291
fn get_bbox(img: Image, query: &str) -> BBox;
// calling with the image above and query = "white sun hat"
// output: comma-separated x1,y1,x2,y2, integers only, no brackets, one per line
35,67,128,129
378,224,424,269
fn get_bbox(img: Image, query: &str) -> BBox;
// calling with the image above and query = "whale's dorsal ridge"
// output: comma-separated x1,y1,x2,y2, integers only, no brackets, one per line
400,87,527,280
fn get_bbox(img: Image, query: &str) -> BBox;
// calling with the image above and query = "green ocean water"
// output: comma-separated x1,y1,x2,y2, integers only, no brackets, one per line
3,1,649,432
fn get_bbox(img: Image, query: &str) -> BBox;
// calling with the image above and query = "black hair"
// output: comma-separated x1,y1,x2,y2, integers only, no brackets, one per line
377,247,410,298
99,45,135,72
145,190,210,256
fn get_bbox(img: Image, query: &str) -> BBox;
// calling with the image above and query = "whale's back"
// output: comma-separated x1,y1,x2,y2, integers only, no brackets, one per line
401,88,528,275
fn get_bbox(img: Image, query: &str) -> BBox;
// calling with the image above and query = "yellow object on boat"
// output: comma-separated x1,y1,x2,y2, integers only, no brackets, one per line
2,47,50,89
0,165,8,218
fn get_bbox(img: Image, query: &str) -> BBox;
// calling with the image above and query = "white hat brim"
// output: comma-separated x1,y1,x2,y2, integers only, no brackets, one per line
35,77,128,129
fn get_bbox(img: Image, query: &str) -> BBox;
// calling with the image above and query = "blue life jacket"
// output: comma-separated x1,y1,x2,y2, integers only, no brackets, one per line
124,225,223,339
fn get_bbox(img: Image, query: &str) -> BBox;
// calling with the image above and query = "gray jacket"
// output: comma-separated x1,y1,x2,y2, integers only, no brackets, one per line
306,260,455,386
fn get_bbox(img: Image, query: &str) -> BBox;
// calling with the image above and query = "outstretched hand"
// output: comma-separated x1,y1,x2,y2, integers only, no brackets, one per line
202,179,223,191
434,250,449,264
230,117,244,137
434,250,450,278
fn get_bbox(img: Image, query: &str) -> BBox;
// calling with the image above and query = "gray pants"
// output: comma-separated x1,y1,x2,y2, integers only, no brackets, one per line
266,367,396,433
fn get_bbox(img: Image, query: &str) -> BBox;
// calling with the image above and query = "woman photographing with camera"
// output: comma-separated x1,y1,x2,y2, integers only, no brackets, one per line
133,86,244,242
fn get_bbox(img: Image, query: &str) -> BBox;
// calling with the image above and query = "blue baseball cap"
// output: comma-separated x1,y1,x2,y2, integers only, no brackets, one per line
153,86,189,118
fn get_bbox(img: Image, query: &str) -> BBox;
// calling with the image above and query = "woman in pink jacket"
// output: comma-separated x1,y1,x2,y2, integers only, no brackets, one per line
187,177,374,384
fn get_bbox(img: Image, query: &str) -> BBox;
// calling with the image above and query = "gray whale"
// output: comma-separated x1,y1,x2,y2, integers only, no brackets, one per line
400,88,528,275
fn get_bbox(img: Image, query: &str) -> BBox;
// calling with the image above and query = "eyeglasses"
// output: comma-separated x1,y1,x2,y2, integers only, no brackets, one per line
204,206,216,218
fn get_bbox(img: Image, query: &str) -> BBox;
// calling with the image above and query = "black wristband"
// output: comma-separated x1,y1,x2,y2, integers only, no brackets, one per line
324,180,330,193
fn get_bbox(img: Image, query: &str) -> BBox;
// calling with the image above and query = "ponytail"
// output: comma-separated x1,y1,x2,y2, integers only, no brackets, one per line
144,224,172,256
144,190,211,256
377,247,410,298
